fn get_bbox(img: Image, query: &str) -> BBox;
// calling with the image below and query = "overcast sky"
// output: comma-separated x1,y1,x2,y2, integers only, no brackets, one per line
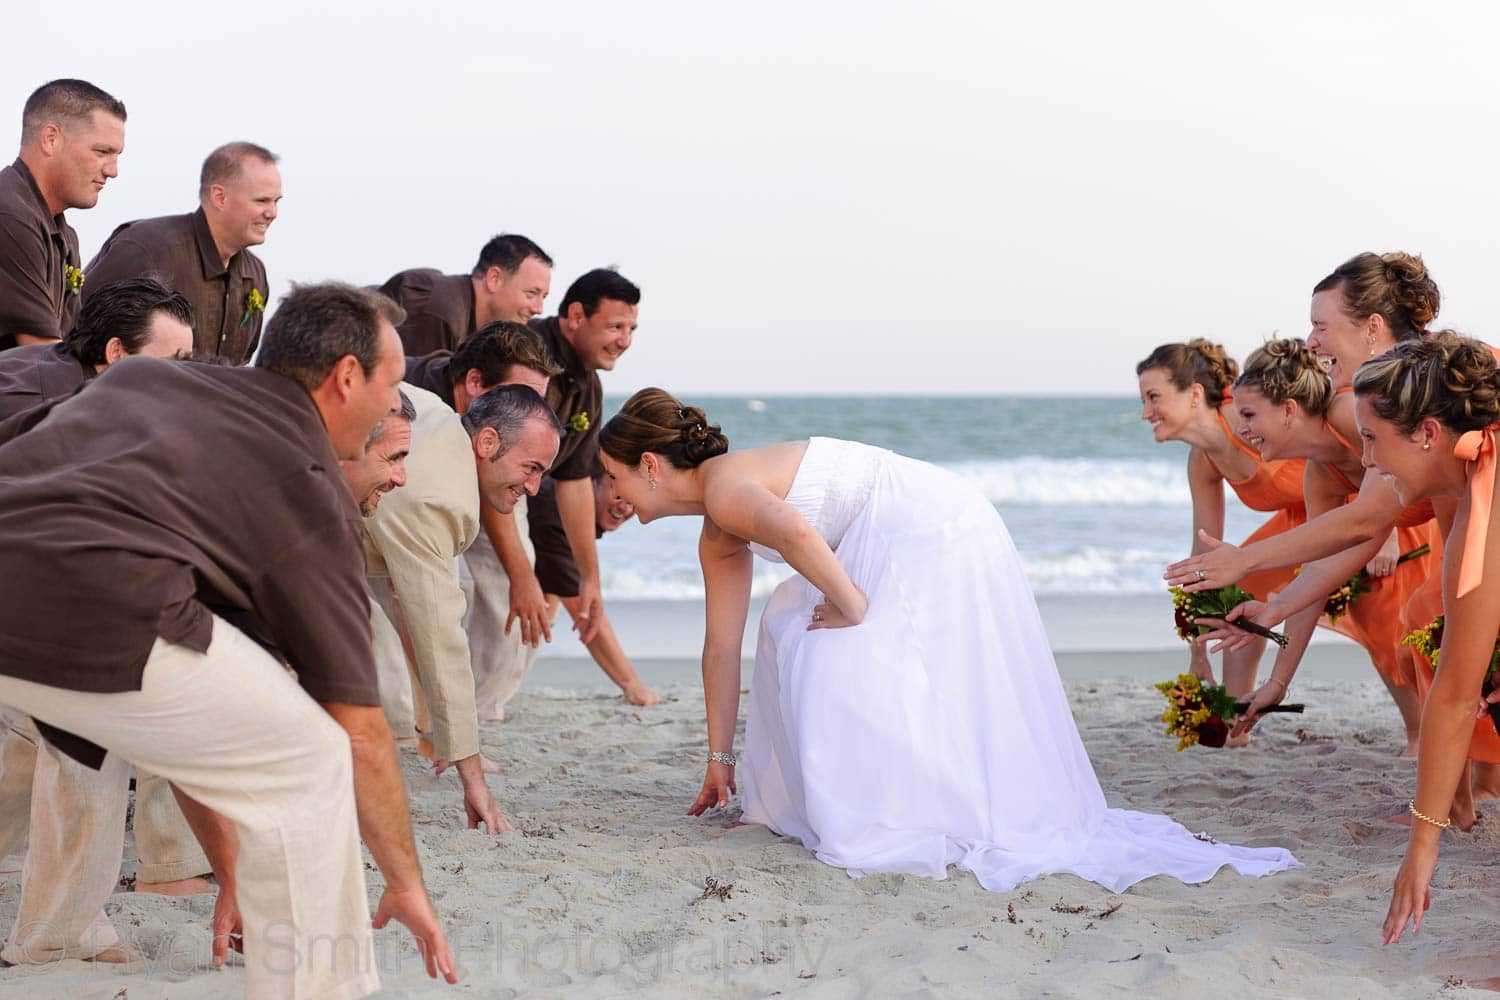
5,1,1497,395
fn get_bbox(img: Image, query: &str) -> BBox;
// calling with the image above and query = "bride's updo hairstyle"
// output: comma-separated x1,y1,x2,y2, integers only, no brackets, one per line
599,388,730,470
1352,333,1500,436
1234,338,1334,417
1135,339,1239,407
1313,252,1440,341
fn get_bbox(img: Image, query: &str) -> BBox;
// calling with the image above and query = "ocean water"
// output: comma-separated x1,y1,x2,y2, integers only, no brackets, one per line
534,394,1359,665
594,395,1262,602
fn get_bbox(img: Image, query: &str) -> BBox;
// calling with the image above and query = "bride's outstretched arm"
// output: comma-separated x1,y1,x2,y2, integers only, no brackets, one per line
705,481,867,625
689,517,753,816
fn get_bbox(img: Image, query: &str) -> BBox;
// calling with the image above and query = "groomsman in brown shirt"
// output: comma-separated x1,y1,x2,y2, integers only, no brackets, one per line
0,79,126,351
84,142,280,363
0,276,194,420
0,283,457,996
379,233,553,356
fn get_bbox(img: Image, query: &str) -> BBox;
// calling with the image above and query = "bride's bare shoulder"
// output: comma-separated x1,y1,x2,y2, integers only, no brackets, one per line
700,440,810,489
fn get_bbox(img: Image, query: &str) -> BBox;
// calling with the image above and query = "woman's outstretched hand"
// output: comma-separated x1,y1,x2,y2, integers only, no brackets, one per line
1230,678,1286,738
1382,838,1439,945
687,760,736,815
1164,532,1248,591
1192,599,1276,654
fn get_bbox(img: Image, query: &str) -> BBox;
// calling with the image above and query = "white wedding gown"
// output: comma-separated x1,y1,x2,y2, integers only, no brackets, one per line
740,438,1300,893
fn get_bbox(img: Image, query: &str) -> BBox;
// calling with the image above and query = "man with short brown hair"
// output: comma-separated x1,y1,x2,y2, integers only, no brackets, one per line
0,79,126,351
379,233,553,356
84,141,280,362
0,282,457,997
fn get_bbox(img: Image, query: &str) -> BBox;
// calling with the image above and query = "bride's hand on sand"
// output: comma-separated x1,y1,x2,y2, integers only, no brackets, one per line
1193,600,1273,654
1163,532,1248,592
373,886,460,983
1382,838,1439,945
1230,678,1285,738
687,761,736,816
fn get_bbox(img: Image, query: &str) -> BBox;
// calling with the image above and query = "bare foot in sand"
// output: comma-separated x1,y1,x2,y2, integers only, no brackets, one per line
1473,762,1500,801
136,875,216,896
88,945,141,963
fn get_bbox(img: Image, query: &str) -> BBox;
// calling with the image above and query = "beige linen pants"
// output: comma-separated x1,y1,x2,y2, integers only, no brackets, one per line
0,619,379,1000
462,495,541,722
0,711,123,963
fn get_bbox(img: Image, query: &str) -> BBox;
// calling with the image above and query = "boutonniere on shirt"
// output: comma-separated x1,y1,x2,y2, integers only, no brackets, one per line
64,265,85,295
240,288,266,326
568,411,590,434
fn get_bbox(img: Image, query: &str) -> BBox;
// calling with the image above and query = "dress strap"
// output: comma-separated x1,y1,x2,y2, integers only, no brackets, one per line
1322,418,1359,455
1454,424,1500,598
1215,406,1260,462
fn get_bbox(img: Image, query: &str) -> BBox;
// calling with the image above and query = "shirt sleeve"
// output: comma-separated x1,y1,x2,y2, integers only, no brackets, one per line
0,214,62,339
363,489,480,761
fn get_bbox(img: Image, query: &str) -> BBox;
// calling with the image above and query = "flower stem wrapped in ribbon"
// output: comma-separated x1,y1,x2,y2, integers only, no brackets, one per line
1321,544,1430,624
1170,584,1288,649
1403,614,1500,736
1155,673,1305,750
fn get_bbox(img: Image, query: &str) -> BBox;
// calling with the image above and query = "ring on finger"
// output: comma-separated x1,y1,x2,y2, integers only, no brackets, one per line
811,609,824,622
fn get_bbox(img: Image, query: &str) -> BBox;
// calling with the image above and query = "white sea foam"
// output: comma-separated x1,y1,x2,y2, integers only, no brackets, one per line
600,546,1173,600
941,458,1187,507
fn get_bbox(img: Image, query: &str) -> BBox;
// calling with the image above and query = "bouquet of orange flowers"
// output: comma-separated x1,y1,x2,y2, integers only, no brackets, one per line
1170,585,1288,649
1403,615,1500,734
1155,673,1304,751
1320,544,1429,624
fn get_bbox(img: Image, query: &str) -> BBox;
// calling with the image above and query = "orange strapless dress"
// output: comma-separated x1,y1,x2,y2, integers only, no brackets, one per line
1203,409,1308,603
1402,347,1500,763
1317,413,1440,688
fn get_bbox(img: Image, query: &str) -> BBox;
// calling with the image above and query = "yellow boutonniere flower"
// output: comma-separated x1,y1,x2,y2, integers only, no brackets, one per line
64,265,85,295
240,288,266,327
568,411,590,434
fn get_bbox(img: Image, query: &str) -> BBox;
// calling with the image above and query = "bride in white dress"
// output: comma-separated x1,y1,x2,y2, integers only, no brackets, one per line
599,389,1300,893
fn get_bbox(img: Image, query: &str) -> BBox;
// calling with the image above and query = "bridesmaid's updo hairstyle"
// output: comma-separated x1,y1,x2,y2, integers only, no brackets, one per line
599,388,730,470
1353,333,1500,436
1312,252,1439,341
1235,338,1334,417
1135,339,1239,407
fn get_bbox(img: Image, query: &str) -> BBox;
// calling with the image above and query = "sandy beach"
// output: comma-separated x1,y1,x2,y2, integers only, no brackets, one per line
3,644,1499,999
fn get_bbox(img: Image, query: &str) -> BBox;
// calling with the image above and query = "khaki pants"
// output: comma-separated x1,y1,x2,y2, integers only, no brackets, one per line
0,712,122,963
0,619,378,1000
462,496,541,722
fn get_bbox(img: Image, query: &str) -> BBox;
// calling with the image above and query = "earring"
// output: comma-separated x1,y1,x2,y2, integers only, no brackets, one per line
649,477,657,491
1423,442,1431,451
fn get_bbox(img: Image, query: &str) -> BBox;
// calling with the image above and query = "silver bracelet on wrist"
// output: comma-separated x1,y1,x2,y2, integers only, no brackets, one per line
708,751,737,767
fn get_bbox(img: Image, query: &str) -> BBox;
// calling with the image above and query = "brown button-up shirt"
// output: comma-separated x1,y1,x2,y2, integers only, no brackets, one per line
0,358,378,762
0,159,81,351
529,316,602,482
84,208,269,363
526,316,604,587
0,342,90,420
379,269,475,356
403,350,456,409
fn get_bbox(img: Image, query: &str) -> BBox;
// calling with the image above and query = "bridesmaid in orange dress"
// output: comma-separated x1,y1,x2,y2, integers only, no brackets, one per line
1215,339,1439,752
1165,253,1447,753
1136,340,1309,701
